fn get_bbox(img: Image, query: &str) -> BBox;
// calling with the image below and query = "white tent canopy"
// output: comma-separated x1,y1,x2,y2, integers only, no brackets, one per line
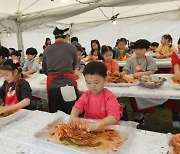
0,0,180,58
0,0,180,32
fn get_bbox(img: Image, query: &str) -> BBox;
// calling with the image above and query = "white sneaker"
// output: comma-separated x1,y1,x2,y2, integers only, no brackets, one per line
172,121,180,129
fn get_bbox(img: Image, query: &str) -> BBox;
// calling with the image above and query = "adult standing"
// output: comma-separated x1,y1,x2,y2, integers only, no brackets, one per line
42,27,79,114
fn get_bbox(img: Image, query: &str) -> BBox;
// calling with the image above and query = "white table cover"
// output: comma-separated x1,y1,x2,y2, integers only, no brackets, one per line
26,73,47,100
77,74,180,109
0,110,171,154
1,73,180,108
78,74,180,99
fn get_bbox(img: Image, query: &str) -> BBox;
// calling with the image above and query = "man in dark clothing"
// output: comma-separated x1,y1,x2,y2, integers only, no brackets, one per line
42,27,79,114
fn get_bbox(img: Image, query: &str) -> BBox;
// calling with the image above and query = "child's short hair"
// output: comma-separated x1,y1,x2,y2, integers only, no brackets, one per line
72,42,83,52
101,45,113,55
150,42,159,47
11,50,21,58
178,38,180,44
71,37,79,43
26,47,38,57
134,39,150,50
0,59,22,74
39,53,43,57
83,61,107,78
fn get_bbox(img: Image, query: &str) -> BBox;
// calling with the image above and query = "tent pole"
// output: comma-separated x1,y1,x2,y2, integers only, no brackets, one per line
16,21,25,63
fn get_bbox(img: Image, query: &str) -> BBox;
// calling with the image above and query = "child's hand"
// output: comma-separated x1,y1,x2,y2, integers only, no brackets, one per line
119,71,126,77
107,71,111,75
156,54,168,59
74,69,80,76
133,72,143,79
172,74,180,83
163,53,171,58
113,71,119,75
0,106,11,115
91,56,97,61
68,116,77,123
87,121,102,132
156,54,164,59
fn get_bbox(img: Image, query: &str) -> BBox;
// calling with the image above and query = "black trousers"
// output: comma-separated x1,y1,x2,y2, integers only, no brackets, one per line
48,86,79,114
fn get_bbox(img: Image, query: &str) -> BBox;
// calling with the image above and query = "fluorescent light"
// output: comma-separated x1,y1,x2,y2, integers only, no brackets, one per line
112,20,116,25
7,32,10,37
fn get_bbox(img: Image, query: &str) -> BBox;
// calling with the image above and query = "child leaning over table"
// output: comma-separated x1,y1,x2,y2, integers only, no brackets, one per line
113,38,131,59
121,39,158,124
165,38,180,129
22,47,39,77
156,34,177,59
101,45,119,74
0,59,32,114
70,61,123,131
149,42,159,52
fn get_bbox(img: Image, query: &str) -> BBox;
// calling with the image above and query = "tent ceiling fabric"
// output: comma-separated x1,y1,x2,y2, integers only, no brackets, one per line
0,0,179,32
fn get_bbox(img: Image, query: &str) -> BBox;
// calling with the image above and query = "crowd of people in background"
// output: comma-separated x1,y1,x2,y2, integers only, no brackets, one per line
0,28,179,130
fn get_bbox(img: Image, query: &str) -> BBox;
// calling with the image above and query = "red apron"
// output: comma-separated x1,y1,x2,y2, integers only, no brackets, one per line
5,81,19,106
47,72,77,92
46,72,78,111
130,56,155,113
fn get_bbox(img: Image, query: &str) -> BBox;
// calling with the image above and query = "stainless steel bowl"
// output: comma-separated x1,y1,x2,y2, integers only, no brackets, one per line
139,75,167,89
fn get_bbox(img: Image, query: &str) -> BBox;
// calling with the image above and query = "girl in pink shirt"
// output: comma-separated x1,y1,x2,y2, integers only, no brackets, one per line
70,61,123,131
101,45,119,74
